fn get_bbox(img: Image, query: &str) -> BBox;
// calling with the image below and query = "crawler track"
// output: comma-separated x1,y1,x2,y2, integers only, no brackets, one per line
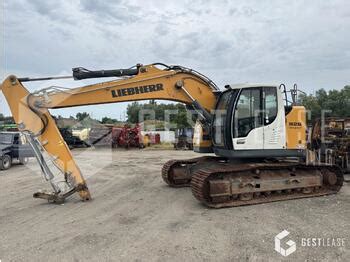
161,156,215,187
191,161,344,208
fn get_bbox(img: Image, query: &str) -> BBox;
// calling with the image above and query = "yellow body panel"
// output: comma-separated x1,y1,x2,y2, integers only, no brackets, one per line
45,65,216,112
285,106,307,149
193,121,213,152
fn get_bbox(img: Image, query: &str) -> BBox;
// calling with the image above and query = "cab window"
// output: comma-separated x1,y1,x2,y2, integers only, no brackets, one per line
213,91,232,145
234,88,262,137
264,87,277,125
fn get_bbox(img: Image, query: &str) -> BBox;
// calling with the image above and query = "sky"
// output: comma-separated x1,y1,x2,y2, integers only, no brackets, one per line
1,0,350,120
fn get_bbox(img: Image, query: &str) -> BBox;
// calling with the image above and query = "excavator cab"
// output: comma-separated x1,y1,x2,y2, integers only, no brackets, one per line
211,84,306,158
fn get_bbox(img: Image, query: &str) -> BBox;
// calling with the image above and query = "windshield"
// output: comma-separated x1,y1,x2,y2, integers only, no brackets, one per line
0,134,14,144
212,89,239,147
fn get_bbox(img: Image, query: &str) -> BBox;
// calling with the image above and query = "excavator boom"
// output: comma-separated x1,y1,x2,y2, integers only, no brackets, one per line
0,64,218,202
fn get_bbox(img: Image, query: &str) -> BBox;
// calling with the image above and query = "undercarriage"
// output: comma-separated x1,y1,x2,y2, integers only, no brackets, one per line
162,156,344,208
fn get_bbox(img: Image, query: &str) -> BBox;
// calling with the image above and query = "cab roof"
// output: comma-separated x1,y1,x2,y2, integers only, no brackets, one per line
227,83,279,90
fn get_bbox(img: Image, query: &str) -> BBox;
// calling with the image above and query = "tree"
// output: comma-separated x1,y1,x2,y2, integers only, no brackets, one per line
0,115,15,124
101,117,120,124
299,86,350,121
126,102,142,123
76,112,90,121
126,101,195,128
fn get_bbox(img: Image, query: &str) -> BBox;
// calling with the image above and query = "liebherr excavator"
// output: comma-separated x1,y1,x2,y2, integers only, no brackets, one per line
0,63,343,207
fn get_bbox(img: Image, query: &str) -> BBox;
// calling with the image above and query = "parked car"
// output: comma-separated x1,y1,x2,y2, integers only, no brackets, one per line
0,132,34,170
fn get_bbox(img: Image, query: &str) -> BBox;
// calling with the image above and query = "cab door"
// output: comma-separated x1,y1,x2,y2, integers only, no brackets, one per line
262,86,286,149
232,87,264,150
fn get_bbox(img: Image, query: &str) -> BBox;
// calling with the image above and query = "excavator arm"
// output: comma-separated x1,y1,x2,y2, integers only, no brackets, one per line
0,63,218,202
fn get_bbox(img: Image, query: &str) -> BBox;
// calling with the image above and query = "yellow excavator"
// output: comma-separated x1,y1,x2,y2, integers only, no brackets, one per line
0,63,343,207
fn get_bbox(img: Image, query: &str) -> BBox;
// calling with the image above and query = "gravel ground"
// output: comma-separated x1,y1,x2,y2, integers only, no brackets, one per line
0,148,349,262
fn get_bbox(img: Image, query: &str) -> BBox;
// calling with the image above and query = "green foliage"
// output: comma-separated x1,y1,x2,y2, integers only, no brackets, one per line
299,86,350,121
101,117,120,124
76,112,90,121
0,114,14,124
0,114,16,130
126,101,195,128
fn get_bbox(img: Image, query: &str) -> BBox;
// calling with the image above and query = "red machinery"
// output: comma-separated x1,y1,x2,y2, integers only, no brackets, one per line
117,124,144,149
89,124,158,149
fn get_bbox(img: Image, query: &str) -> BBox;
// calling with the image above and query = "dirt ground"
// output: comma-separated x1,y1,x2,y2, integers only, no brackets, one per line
0,148,349,262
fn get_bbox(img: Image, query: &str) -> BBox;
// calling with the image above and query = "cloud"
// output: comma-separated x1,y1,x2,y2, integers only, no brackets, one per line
80,0,142,24
1,0,350,118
